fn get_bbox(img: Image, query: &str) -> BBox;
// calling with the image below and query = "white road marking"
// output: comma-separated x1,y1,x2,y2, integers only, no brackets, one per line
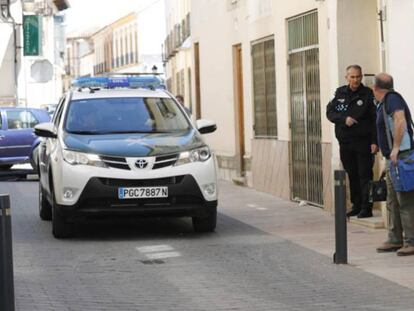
145,252,181,260
256,207,268,211
247,203,257,208
136,245,174,253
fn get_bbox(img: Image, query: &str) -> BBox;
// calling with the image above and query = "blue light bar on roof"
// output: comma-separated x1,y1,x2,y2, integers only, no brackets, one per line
71,76,165,89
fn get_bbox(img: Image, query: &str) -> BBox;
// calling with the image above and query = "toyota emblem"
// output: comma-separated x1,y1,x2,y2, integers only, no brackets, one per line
135,159,148,169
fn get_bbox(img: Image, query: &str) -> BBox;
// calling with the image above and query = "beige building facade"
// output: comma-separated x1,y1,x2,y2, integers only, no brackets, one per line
90,7,164,78
92,13,140,76
64,31,95,90
163,0,414,212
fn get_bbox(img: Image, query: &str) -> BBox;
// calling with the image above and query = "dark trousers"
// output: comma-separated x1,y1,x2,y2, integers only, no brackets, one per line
339,141,374,211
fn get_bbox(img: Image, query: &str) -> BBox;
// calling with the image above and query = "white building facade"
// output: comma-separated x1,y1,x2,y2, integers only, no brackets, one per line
0,0,69,108
170,0,386,212
380,0,414,107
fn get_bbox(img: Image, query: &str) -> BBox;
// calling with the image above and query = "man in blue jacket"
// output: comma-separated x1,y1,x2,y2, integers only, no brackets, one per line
373,73,414,256
327,65,378,218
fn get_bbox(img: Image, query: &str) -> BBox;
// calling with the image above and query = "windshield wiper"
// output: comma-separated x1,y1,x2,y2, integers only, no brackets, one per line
68,130,101,135
108,130,170,134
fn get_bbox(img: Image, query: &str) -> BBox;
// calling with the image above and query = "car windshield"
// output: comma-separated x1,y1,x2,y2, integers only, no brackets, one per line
65,97,190,134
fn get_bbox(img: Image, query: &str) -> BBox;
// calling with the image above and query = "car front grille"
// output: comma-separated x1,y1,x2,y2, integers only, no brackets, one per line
100,153,179,170
153,153,178,169
98,175,184,187
82,194,204,209
100,155,130,170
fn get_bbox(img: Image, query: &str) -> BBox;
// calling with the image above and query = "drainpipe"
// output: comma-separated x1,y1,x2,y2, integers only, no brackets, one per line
10,14,19,106
1,2,19,106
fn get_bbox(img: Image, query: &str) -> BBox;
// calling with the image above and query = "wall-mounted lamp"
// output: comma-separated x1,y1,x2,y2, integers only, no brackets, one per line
0,0,11,19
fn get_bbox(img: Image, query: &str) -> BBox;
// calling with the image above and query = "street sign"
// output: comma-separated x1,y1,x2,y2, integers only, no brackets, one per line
23,15,41,56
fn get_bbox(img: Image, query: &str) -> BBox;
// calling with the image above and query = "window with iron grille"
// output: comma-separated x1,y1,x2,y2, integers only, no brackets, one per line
166,78,172,91
176,72,180,95
187,67,192,107
251,37,277,137
180,69,185,98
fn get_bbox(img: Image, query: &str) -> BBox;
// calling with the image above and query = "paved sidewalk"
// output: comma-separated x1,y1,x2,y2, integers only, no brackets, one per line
219,180,414,290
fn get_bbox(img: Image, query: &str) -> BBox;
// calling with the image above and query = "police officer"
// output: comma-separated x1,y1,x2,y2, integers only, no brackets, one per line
327,65,378,218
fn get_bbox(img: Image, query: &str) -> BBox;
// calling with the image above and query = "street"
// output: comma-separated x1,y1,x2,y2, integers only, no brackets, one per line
1,180,414,311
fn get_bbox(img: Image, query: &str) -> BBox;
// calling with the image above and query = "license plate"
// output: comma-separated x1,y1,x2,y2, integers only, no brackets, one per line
118,187,168,199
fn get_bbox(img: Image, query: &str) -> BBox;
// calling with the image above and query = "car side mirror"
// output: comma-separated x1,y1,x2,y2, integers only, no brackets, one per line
196,119,217,134
34,122,57,138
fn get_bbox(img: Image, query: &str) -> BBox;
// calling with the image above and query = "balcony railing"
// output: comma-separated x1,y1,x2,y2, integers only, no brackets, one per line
163,13,191,61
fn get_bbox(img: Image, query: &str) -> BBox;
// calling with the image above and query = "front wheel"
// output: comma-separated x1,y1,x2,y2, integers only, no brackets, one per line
192,209,217,233
51,188,72,239
39,182,52,221
30,146,39,172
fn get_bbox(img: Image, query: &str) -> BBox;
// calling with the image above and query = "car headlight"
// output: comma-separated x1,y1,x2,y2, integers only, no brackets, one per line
62,150,107,167
175,146,211,166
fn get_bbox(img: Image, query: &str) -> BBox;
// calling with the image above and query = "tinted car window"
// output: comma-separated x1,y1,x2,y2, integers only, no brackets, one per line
65,97,190,134
6,110,39,129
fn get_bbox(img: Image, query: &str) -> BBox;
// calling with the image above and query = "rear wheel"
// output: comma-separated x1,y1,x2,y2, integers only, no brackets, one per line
51,187,72,238
39,182,52,221
0,164,13,170
192,208,217,233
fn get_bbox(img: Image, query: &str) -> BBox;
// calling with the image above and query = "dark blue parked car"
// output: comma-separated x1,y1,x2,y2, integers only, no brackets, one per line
0,107,51,170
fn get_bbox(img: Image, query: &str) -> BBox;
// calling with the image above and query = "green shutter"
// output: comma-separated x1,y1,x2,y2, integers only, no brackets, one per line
252,37,277,137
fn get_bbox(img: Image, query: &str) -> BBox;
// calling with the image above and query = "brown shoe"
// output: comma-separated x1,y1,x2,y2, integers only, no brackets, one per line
396,245,414,256
376,242,403,253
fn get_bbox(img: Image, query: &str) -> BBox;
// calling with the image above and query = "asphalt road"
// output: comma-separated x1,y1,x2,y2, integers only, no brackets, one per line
2,181,414,311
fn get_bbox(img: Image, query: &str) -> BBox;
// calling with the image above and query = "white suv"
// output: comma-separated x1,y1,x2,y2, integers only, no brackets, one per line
35,76,218,238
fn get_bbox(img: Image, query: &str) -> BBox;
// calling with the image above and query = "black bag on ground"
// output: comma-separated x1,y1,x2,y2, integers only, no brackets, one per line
369,171,387,202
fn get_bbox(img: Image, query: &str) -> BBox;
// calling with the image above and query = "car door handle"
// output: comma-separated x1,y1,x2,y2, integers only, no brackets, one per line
0,135,4,140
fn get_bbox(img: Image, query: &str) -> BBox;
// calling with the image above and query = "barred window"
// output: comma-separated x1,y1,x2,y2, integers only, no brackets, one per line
252,37,277,137
180,69,185,98
176,72,180,95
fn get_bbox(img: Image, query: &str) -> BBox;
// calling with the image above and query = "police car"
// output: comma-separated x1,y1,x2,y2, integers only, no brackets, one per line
34,75,218,238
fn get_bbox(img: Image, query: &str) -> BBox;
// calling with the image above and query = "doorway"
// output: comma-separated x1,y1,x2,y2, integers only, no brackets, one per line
288,11,323,205
232,44,245,176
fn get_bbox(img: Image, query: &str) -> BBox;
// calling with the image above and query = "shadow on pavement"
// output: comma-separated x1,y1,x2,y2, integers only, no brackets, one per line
60,213,269,242
0,168,38,181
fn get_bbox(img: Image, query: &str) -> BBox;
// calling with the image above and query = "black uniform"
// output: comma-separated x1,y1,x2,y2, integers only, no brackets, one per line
326,83,377,216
